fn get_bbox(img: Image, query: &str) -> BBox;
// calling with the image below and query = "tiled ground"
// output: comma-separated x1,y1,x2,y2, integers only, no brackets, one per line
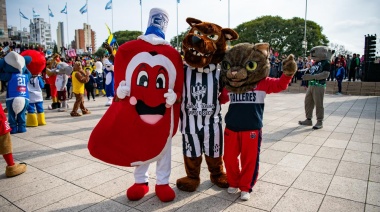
0,92,379,212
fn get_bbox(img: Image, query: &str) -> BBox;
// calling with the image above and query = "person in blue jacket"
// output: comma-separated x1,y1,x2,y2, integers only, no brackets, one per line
335,62,345,95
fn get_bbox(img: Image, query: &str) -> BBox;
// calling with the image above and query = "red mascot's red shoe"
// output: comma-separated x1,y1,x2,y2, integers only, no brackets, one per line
126,183,149,201
155,184,175,202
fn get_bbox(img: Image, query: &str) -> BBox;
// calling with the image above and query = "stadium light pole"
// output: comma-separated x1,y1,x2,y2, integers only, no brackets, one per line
227,0,231,49
302,0,308,58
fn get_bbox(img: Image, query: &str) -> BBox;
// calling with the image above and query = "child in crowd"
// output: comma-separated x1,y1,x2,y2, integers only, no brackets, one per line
335,62,345,95
85,70,97,101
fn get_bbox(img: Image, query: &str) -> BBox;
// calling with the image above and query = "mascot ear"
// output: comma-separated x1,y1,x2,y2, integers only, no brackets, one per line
24,56,32,65
64,66,73,75
254,43,270,58
221,28,239,41
186,17,202,27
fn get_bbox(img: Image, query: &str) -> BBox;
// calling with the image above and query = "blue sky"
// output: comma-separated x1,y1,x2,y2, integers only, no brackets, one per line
6,0,380,55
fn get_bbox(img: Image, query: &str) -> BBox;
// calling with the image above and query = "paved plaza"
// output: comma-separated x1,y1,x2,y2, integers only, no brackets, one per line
0,92,379,212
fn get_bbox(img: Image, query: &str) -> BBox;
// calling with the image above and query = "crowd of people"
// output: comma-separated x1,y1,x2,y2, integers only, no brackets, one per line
268,52,364,95
0,42,110,102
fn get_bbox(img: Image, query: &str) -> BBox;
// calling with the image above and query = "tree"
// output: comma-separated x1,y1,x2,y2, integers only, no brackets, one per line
53,44,58,54
169,27,190,53
232,16,329,57
94,47,107,58
109,30,142,46
330,43,352,56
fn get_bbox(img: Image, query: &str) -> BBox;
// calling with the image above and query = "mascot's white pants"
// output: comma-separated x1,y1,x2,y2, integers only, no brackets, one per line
134,139,172,185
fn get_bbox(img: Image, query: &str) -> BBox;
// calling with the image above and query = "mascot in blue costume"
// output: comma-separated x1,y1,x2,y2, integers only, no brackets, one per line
0,51,32,134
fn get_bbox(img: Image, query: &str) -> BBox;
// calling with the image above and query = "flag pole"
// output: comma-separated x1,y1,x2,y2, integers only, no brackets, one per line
48,6,50,26
66,4,69,48
86,0,89,24
112,0,114,32
140,1,142,33
19,9,22,44
19,9,21,33
176,0,179,50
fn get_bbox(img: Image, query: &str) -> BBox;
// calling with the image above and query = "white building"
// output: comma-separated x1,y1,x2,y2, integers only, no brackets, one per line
57,22,65,50
29,17,53,48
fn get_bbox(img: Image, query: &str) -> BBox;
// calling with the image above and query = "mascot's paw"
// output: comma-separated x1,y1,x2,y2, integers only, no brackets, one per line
126,183,149,201
282,54,297,77
6,163,27,177
313,121,323,130
210,173,229,188
176,176,200,192
155,184,175,202
17,126,26,133
116,80,130,99
70,111,82,117
82,109,91,115
164,89,177,108
299,119,312,126
10,127,17,134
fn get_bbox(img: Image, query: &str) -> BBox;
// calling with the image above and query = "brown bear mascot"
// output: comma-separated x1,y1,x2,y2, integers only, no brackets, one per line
176,18,238,192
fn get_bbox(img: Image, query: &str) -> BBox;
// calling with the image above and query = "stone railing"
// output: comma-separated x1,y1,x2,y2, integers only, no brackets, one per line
285,81,380,96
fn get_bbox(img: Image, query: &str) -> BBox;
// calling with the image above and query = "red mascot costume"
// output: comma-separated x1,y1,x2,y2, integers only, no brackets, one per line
88,8,184,202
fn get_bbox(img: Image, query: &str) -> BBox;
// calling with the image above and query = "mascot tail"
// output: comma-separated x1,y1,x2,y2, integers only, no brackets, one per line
12,97,26,115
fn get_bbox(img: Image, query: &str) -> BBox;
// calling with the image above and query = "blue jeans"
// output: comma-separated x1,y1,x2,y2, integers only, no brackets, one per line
6,98,29,134
337,79,342,93
27,102,44,113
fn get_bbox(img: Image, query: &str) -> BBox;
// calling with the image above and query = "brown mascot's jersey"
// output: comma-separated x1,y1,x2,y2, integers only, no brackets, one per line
180,64,222,134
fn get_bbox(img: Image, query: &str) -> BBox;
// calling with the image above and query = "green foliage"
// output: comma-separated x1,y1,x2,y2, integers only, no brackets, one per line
53,44,58,54
169,27,190,53
109,30,143,46
169,16,331,58
94,47,107,58
231,16,329,57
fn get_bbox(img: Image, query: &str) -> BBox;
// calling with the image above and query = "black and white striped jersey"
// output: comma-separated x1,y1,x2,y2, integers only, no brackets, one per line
180,64,223,134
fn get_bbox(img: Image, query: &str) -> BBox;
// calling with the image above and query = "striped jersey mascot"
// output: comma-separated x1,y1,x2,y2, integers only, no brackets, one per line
220,43,297,200
88,8,184,202
176,18,238,192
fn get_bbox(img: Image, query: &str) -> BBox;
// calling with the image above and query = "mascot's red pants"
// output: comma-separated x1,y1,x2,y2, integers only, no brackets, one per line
223,128,262,193
46,75,57,100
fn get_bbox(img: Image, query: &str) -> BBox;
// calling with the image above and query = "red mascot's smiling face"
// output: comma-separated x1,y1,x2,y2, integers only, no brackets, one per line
124,51,177,125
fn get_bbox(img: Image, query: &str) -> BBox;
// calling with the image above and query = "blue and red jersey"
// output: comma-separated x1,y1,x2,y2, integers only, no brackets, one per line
224,75,292,131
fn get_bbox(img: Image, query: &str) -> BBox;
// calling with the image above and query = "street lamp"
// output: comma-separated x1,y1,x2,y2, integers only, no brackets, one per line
302,40,307,50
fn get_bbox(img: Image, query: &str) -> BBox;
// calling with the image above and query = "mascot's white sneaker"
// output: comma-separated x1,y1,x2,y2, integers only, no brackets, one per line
240,191,250,201
105,97,113,106
227,187,239,194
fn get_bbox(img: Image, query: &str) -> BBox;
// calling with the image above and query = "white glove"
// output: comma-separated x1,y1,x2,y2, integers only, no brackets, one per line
164,89,176,108
116,80,130,99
